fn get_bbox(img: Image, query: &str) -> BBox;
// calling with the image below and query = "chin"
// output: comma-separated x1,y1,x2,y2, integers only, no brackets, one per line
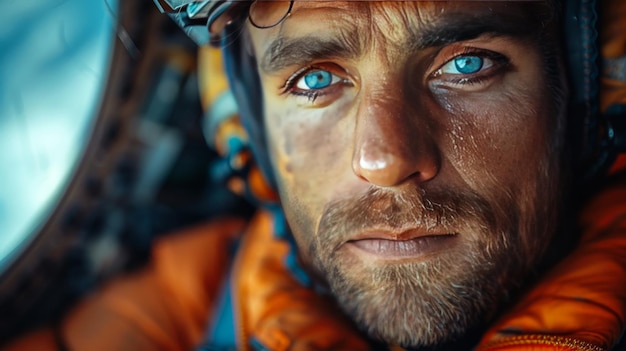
319,234,524,348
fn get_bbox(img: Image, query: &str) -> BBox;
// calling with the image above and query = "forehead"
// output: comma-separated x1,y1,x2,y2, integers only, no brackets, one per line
248,1,552,72
249,1,547,30
248,1,551,51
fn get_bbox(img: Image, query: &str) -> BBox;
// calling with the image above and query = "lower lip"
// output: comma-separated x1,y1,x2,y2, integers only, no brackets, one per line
344,235,457,261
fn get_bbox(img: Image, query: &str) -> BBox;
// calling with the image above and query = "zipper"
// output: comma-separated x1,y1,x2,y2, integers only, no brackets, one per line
479,335,607,351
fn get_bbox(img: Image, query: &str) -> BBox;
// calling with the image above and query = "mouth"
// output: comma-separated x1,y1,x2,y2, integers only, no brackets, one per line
343,229,458,261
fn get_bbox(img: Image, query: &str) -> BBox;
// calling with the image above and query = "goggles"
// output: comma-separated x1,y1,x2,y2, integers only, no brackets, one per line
153,0,293,45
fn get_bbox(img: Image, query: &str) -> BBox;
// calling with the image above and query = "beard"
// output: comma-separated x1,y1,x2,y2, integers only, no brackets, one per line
303,183,557,349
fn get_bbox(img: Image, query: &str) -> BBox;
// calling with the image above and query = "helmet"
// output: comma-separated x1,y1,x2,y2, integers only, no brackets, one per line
154,0,626,188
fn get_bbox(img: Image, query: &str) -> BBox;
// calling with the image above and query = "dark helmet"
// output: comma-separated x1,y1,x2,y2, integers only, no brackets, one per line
154,0,626,188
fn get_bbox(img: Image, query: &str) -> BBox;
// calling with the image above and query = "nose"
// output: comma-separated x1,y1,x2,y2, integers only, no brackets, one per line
352,90,440,188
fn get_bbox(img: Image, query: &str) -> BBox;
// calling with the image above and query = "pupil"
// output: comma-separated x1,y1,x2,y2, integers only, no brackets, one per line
454,56,483,74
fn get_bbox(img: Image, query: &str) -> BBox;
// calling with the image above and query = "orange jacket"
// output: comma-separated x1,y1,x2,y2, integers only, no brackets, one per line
3,179,626,351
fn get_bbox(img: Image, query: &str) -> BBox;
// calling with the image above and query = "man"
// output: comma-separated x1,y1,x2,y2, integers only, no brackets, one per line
3,0,626,350
241,0,565,347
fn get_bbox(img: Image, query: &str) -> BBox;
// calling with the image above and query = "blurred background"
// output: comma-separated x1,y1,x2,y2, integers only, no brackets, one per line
0,0,250,343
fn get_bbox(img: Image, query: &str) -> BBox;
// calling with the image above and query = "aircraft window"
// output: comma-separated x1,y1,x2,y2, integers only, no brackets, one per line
0,0,118,270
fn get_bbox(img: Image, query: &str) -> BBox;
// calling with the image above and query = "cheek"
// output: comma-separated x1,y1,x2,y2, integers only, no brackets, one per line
264,95,356,244
434,84,551,193
266,107,348,189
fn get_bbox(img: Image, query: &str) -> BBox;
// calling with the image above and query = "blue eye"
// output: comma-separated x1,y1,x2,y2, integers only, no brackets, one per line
440,55,491,75
454,56,484,74
296,69,340,90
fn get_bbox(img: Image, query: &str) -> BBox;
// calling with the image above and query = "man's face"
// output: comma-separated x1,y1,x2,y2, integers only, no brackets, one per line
247,1,563,348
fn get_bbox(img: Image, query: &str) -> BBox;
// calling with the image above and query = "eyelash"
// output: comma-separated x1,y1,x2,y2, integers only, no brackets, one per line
430,48,510,87
279,48,510,101
280,65,350,102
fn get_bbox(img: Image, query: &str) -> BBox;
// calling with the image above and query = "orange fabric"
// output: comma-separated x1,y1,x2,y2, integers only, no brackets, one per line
477,182,626,350
480,335,607,351
247,166,280,203
233,211,371,351
2,218,245,351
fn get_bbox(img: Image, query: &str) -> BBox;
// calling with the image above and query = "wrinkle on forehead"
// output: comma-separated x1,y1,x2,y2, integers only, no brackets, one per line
283,1,440,55
255,1,546,62
280,2,368,47
250,1,558,79
365,2,448,62
252,2,444,67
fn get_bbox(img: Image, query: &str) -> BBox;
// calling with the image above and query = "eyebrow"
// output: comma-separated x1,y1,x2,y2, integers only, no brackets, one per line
413,12,538,50
260,30,362,74
260,9,540,74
